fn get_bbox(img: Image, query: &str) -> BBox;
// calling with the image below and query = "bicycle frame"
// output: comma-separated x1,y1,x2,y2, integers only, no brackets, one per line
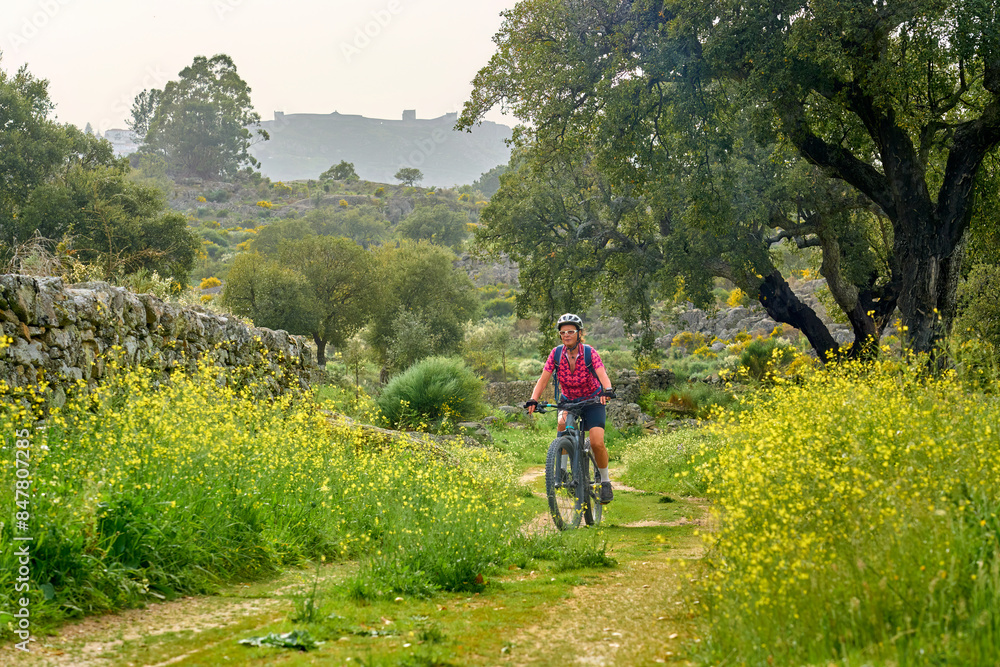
537,396,605,530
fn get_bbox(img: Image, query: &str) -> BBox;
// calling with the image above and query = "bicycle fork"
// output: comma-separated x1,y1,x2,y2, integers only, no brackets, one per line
556,426,591,491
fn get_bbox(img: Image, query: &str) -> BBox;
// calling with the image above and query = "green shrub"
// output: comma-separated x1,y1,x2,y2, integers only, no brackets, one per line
483,295,516,318
205,189,230,203
198,228,228,247
951,263,1000,388
736,337,795,381
638,384,734,420
662,355,725,382
377,357,484,430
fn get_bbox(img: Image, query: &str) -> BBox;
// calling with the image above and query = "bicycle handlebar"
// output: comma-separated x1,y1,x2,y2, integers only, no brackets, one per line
533,394,613,414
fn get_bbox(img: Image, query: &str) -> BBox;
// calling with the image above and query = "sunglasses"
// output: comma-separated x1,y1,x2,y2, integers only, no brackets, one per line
559,330,579,337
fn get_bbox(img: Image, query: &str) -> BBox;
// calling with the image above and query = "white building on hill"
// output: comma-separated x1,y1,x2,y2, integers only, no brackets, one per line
103,129,140,157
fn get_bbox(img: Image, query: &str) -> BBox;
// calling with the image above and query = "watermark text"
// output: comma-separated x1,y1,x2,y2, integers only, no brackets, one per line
12,427,34,652
3,0,74,54
340,0,404,63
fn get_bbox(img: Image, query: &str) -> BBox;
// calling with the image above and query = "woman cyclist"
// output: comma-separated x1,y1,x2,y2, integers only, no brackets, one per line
524,313,616,504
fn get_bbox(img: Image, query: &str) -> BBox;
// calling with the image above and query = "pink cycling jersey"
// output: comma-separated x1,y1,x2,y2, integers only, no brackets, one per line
543,345,604,399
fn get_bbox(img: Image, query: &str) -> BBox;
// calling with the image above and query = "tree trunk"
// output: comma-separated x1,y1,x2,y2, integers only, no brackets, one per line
816,229,889,359
313,334,327,367
758,271,841,362
894,218,963,355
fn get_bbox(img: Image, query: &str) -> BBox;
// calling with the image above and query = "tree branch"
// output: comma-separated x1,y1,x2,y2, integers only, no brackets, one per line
938,96,1000,245
779,103,897,219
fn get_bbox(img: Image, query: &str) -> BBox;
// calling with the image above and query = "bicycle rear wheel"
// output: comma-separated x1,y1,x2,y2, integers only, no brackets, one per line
545,436,583,530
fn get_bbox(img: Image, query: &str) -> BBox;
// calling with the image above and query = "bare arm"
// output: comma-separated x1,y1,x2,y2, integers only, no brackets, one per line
527,369,553,413
596,366,613,390
596,366,613,405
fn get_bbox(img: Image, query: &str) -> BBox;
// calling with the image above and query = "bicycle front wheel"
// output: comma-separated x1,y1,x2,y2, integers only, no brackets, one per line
545,436,583,530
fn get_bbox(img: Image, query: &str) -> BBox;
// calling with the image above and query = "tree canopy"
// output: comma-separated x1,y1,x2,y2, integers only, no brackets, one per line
459,0,1000,356
320,160,360,182
1,59,197,283
396,204,469,250
394,167,423,186
126,88,161,140
277,235,377,365
220,252,319,335
140,54,268,180
231,228,377,365
367,241,480,374
1,61,72,241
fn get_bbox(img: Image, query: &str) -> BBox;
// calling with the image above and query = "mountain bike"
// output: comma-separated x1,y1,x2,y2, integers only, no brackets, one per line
533,395,611,530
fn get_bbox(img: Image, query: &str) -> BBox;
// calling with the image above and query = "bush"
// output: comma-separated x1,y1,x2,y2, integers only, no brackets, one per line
198,228,228,247
205,189,230,203
637,384,733,421
951,263,1000,385
662,355,725,382
671,331,709,354
726,287,753,307
736,337,795,381
484,295,516,318
377,357,484,430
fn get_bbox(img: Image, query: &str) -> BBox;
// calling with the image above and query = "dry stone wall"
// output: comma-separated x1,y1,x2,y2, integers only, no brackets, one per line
0,275,316,396
484,380,552,407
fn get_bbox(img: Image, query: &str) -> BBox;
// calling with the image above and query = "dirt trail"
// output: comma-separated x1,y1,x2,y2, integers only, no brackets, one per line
5,467,706,666
3,596,286,666
502,554,701,666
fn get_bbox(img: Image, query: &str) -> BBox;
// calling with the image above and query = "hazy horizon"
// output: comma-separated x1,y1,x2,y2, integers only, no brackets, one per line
1,0,517,135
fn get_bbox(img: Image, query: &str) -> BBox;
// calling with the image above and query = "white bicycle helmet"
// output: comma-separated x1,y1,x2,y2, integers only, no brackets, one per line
556,313,583,330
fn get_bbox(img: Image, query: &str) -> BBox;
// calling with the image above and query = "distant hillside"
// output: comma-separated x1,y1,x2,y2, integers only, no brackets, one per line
250,110,512,186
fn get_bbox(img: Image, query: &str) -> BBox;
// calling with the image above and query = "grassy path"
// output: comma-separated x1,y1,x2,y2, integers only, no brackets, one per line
6,466,708,666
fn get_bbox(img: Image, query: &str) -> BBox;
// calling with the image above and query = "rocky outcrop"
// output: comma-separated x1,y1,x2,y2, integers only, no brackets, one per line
607,369,676,430
0,275,315,396
655,280,855,348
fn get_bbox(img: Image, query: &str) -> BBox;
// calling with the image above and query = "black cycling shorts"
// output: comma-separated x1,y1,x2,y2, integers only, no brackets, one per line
560,403,606,431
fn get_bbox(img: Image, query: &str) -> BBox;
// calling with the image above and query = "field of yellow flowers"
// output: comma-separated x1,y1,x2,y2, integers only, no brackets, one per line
701,360,1000,665
0,354,529,635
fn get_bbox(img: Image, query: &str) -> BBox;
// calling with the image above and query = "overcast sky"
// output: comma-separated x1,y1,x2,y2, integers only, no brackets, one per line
1,0,517,134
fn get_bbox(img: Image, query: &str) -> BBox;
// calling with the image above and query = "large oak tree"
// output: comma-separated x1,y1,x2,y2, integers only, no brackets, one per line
459,0,1000,355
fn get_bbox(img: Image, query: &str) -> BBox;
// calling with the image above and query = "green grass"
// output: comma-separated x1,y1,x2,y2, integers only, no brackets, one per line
0,360,534,637
619,426,721,496
699,360,1000,665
